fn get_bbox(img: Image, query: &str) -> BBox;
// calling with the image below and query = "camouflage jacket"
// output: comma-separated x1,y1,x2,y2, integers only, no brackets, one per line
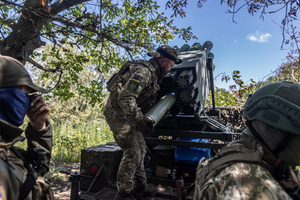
103,58,166,125
194,135,293,200
0,119,53,200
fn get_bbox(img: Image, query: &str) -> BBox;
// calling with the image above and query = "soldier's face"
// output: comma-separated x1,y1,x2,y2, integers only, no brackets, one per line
16,86,32,94
162,59,175,73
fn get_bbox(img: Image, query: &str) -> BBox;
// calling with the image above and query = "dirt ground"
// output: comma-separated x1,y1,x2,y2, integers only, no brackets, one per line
48,162,80,200
47,162,194,200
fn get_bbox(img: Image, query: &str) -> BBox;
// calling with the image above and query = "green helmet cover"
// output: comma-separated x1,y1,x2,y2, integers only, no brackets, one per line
244,81,300,135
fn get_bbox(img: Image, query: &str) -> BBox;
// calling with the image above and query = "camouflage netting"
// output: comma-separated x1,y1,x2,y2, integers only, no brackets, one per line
206,106,247,133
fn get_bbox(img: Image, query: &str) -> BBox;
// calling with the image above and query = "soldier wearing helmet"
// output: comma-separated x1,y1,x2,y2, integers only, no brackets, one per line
103,45,181,200
0,55,53,200
194,81,300,200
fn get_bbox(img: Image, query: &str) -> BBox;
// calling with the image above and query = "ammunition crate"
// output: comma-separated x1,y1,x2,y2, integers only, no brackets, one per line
80,142,122,192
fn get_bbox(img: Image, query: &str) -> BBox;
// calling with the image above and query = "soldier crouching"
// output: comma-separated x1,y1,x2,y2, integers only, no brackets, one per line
194,81,300,200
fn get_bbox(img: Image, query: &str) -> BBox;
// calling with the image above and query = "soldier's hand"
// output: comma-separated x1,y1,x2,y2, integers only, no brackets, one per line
163,109,170,119
136,117,155,135
27,94,51,130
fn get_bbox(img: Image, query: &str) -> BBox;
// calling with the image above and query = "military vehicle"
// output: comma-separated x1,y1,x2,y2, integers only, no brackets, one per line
63,42,241,200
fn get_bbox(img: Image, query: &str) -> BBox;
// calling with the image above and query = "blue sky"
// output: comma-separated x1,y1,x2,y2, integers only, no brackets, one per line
157,1,294,89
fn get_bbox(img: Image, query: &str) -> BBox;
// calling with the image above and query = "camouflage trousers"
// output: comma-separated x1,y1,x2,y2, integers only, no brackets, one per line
104,113,147,194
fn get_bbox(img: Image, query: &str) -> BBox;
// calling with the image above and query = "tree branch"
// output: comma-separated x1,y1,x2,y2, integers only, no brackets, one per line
50,14,134,51
27,57,62,72
1,0,136,51
0,0,137,63
50,0,91,15
291,68,298,82
49,70,63,91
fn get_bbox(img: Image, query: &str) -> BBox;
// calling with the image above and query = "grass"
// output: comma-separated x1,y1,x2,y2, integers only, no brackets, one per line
17,118,115,163
51,119,115,162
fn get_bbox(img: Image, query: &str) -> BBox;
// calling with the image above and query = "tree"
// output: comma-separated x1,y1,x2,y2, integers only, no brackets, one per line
275,52,299,81
0,0,197,102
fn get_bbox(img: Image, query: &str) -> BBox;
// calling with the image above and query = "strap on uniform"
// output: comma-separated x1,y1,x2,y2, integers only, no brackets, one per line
10,142,37,200
18,166,37,200
247,120,292,157
206,151,262,174
246,121,268,147
273,132,293,157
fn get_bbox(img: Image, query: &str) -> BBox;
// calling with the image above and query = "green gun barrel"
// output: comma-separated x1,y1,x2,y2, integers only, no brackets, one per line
144,92,176,127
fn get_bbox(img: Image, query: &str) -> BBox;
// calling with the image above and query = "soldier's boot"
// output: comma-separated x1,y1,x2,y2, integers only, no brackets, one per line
133,185,157,200
114,192,136,200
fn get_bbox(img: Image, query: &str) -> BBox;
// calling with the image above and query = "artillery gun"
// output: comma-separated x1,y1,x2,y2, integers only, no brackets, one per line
64,42,241,200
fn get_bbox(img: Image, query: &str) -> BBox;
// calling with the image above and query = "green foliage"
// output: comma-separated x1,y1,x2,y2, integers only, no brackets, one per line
206,71,257,107
0,4,16,38
51,119,114,163
206,88,241,107
29,44,109,105
207,69,284,107
274,54,300,82
230,70,257,100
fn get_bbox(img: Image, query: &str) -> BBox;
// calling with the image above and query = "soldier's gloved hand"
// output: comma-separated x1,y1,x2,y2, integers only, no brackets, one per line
136,117,155,135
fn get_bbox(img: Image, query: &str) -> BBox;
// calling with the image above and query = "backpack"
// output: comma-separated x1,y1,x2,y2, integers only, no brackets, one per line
106,61,133,92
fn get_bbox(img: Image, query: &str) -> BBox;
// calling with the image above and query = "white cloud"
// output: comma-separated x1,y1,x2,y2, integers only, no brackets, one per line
247,31,272,43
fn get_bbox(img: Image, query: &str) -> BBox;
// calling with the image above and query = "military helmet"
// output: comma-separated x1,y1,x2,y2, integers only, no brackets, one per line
244,81,300,135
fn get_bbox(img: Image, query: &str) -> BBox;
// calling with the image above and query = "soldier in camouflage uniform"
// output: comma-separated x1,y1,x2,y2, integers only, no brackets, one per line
194,81,300,200
103,46,182,200
0,55,53,200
